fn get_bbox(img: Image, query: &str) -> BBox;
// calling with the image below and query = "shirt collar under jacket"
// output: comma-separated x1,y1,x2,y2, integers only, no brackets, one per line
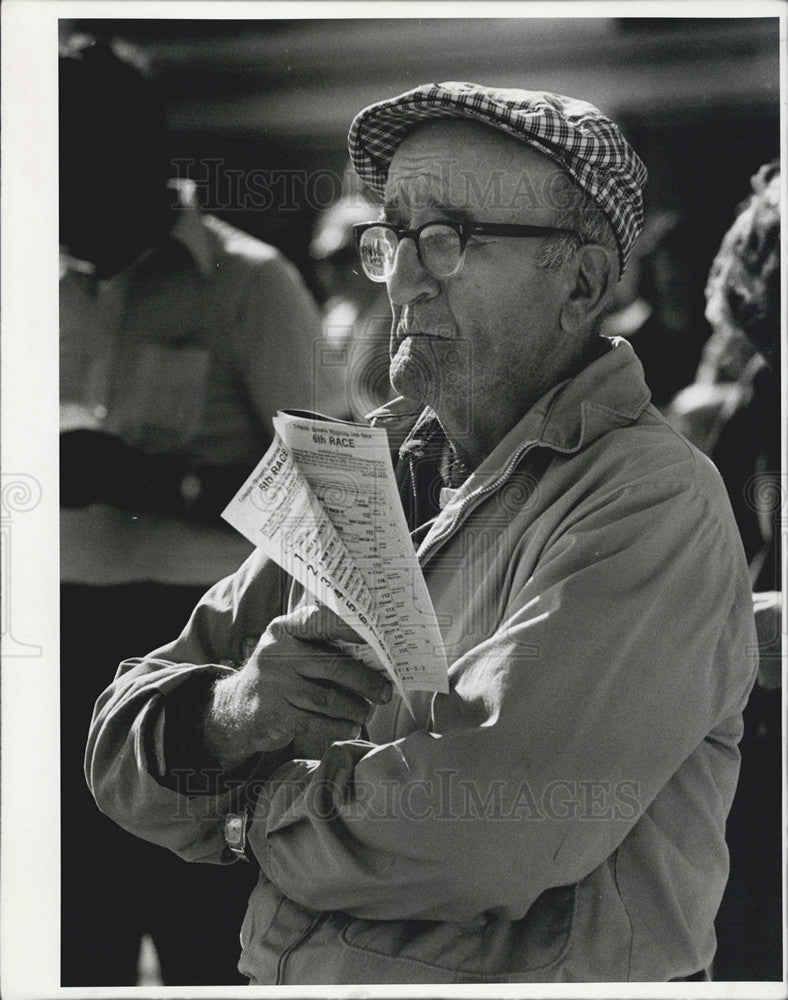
59,177,214,281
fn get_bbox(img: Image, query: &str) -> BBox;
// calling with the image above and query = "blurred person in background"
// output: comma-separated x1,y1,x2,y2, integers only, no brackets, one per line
601,211,710,408
309,168,394,421
671,162,780,980
59,36,342,986
669,164,780,578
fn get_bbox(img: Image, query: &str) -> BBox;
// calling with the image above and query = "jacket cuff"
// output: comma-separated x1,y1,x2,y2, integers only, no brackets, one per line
161,671,296,798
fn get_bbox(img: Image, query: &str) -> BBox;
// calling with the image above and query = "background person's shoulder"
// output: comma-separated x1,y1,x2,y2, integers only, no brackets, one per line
203,213,282,268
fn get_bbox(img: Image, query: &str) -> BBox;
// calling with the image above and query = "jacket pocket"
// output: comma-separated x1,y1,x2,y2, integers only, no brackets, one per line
338,884,576,983
239,880,323,985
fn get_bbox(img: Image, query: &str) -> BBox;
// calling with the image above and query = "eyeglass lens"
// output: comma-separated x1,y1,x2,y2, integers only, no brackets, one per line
358,224,463,281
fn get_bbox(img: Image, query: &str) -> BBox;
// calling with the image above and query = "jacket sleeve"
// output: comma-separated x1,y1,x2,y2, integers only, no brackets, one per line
248,478,758,922
85,550,286,863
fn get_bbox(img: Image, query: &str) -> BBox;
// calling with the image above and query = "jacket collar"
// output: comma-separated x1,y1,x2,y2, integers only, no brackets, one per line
166,178,214,277
391,338,652,562
369,337,651,467
526,335,651,454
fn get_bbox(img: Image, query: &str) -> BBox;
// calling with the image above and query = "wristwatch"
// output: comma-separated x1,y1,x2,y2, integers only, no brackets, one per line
224,810,251,862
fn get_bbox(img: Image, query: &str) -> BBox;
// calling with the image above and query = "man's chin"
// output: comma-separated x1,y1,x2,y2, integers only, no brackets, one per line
390,343,438,406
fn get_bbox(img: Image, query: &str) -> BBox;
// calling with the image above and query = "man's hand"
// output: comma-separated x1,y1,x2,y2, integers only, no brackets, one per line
202,605,393,769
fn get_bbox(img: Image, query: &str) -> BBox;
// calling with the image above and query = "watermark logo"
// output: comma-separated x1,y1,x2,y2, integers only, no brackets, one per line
1,474,43,657
169,768,642,825
171,159,363,214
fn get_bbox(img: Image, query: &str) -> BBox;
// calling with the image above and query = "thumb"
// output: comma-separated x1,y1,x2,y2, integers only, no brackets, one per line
276,603,365,644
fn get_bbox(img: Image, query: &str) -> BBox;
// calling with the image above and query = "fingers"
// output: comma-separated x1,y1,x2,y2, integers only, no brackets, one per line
297,654,392,706
235,608,395,759
293,721,363,761
272,604,365,645
248,711,360,759
296,710,365,759
252,628,393,706
284,675,373,726
263,611,395,708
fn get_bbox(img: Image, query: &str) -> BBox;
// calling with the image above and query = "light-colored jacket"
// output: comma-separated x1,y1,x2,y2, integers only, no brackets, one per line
87,339,757,983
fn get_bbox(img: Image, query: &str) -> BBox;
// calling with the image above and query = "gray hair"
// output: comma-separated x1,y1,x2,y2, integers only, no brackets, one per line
536,171,618,273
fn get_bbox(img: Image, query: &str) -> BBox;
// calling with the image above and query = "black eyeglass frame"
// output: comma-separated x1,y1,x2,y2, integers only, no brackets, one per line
353,220,579,281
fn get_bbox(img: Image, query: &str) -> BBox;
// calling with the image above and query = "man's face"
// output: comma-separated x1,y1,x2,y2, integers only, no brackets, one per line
383,120,573,445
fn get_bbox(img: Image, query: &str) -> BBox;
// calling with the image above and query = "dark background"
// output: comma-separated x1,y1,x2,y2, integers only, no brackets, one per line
60,16,780,314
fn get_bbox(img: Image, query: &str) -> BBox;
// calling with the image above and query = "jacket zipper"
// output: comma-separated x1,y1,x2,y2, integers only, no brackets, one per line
275,911,326,985
418,440,540,568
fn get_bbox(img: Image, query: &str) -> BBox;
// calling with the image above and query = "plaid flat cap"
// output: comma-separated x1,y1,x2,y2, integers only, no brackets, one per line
348,81,647,273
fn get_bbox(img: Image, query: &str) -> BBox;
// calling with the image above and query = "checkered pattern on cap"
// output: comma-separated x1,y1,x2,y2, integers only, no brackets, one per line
348,81,647,273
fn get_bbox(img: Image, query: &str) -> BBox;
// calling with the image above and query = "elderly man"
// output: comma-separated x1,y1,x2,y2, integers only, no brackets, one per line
87,83,757,984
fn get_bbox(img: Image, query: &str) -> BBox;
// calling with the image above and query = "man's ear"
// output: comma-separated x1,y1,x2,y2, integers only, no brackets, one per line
559,244,619,334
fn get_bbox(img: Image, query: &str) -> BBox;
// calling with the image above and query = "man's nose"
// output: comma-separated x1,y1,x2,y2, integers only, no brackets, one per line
386,237,439,306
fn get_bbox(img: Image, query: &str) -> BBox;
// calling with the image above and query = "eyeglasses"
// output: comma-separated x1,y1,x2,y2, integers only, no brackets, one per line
353,220,578,282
